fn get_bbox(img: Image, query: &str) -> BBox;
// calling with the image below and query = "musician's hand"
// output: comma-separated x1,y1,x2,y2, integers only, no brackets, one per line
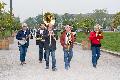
96,31,99,34
48,31,54,36
64,45,67,48
51,33,55,36
99,34,102,36
28,35,31,38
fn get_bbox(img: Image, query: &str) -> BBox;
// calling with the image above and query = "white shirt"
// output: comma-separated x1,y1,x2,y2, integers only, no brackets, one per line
40,30,44,34
65,32,71,44
24,30,26,34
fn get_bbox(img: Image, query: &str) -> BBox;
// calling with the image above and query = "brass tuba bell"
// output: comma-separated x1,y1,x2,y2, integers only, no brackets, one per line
43,12,55,26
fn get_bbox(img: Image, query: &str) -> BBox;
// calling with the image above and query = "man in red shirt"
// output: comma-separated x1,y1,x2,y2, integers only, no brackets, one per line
89,24,103,68
60,25,75,70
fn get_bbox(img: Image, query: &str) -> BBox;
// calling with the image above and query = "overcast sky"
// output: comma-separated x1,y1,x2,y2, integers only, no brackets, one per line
2,0,120,21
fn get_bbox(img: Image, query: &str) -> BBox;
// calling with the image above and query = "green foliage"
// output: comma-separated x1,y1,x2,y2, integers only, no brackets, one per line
54,13,62,26
0,1,6,12
62,13,75,25
35,15,43,25
12,17,21,30
78,17,95,32
0,1,21,39
112,12,120,28
90,9,113,29
25,17,37,28
25,9,113,31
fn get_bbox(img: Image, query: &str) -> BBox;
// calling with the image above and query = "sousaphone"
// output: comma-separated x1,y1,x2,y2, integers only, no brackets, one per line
43,12,55,26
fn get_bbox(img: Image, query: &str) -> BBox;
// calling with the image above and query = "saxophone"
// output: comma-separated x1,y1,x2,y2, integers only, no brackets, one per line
66,33,72,51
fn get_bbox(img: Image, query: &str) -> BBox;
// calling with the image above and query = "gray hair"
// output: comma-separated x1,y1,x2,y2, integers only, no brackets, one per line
94,24,102,29
64,25,72,29
22,23,27,27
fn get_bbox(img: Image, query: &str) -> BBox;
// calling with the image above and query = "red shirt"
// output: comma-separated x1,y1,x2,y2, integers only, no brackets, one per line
89,31,103,45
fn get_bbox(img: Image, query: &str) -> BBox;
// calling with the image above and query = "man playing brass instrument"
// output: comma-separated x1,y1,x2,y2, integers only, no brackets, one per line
60,25,75,70
36,23,46,63
44,24,58,71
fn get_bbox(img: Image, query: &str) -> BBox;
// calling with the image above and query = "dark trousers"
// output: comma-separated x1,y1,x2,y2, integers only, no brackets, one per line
39,42,44,61
44,50,46,61
46,49,56,69
92,46,100,66
19,45,27,62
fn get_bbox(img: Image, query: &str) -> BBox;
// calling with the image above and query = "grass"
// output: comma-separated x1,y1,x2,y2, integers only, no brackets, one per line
101,32,120,52
76,32,90,43
76,32,120,53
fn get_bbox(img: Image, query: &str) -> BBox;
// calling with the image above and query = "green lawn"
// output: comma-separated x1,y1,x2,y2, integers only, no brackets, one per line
76,32,89,43
76,32,120,52
101,32,120,52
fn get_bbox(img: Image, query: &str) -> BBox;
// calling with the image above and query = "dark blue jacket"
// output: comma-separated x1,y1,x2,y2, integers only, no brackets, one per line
16,29,30,47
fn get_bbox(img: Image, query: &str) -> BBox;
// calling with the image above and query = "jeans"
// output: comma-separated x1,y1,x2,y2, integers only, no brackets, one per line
92,46,100,66
46,49,56,69
63,48,73,69
19,45,27,62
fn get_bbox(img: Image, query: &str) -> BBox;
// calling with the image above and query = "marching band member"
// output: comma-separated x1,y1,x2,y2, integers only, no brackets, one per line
36,23,46,63
44,24,58,71
60,25,75,70
16,23,30,65
89,24,103,68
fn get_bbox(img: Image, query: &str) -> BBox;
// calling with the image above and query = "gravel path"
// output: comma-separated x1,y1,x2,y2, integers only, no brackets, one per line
0,38,120,80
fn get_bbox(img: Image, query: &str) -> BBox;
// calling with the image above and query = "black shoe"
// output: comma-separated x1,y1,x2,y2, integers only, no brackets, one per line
68,64,70,68
65,67,69,70
52,68,57,71
45,66,49,69
23,61,26,64
93,64,96,68
39,60,42,63
20,62,24,66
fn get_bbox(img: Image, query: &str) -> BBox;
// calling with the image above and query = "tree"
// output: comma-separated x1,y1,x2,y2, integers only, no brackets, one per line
112,12,120,29
13,17,21,31
91,9,112,29
78,17,95,33
0,1,21,39
62,13,75,25
54,13,61,25
0,1,6,12
35,14,43,25
25,17,37,28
